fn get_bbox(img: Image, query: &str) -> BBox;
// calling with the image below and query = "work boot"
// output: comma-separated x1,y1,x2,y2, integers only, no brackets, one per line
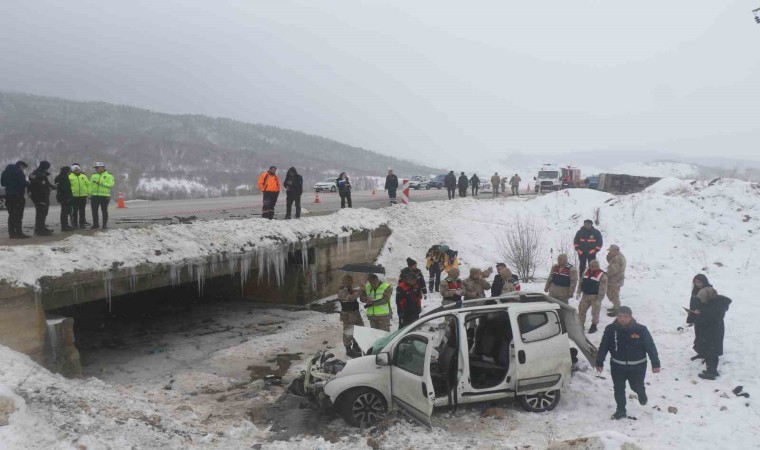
638,392,648,406
611,409,627,420
699,370,719,380
91,224,100,230
34,229,53,236
588,324,598,334
62,225,75,231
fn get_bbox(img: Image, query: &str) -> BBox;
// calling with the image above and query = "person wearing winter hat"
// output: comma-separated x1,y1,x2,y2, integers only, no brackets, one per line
90,162,114,229
337,275,364,357
396,271,423,327
68,164,90,229
258,166,280,220
28,161,56,236
596,306,661,420
399,257,427,297
359,274,393,331
440,267,464,307
54,166,74,231
463,267,493,300
0,160,30,238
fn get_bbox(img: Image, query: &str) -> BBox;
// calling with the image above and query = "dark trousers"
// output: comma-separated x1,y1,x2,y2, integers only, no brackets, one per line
58,199,71,229
611,362,647,411
262,191,279,219
429,265,441,292
340,192,352,208
285,194,301,219
91,196,110,227
32,198,49,231
71,197,87,227
387,188,397,205
471,186,478,196
493,185,499,196
458,186,466,197
5,194,25,236
705,355,719,373
511,185,519,195
399,314,420,328
578,253,597,276
447,188,456,200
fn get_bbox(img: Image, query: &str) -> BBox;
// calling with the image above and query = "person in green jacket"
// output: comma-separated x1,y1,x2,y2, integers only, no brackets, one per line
68,164,90,229
90,162,114,229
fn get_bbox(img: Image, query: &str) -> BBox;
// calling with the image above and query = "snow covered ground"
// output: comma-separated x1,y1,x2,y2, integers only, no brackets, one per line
136,177,223,198
607,161,699,179
1,178,760,449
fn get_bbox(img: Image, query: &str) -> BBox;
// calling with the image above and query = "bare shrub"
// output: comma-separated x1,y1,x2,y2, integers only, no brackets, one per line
498,217,546,282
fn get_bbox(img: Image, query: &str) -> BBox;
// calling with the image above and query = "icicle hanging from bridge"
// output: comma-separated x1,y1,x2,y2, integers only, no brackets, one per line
367,230,373,250
102,271,114,312
337,235,351,257
239,253,253,294
301,242,309,275
128,266,139,292
194,260,206,296
169,263,182,287
256,245,287,287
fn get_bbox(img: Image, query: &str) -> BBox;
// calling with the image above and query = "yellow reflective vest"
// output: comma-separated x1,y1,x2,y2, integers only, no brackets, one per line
90,171,115,197
69,173,90,198
365,282,392,317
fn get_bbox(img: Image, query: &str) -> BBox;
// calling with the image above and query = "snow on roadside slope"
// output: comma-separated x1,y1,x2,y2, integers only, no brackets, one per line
0,208,389,288
1,178,759,449
369,178,760,449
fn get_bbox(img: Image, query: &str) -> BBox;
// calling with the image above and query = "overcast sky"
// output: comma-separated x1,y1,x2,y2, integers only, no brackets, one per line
1,0,759,166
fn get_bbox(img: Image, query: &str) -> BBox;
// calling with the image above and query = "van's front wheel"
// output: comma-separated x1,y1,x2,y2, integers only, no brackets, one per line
338,387,387,427
518,390,560,412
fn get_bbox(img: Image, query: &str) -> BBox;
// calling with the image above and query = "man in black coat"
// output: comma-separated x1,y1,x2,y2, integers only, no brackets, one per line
457,172,468,197
28,161,56,236
1,160,30,238
385,169,399,205
596,306,661,419
470,173,480,196
574,219,603,276
283,167,303,219
444,171,457,200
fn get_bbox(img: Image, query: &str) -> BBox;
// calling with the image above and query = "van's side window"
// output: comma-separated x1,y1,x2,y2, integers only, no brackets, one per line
518,312,561,343
395,336,428,376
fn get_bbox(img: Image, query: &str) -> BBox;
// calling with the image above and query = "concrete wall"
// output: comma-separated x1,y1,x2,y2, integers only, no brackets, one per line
0,285,46,364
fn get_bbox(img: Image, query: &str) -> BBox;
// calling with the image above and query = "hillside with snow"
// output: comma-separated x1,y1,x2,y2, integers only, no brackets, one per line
1,178,759,449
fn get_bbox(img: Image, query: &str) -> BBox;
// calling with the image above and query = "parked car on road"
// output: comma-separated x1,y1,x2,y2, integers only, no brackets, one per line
427,175,446,189
295,292,597,428
313,177,338,192
409,176,431,190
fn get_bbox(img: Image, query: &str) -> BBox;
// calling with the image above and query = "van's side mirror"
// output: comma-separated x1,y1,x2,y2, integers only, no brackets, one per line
375,352,390,366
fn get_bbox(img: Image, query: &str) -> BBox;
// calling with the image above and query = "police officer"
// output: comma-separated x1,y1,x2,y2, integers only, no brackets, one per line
360,274,393,331
596,306,661,420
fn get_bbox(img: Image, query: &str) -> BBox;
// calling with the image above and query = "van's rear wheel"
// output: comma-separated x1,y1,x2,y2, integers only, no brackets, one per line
338,387,387,427
518,390,560,412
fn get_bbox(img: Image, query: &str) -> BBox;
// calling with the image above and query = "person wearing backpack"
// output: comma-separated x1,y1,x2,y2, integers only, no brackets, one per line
690,276,731,380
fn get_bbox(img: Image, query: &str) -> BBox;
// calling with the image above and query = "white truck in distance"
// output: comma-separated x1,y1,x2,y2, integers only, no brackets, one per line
294,292,597,428
534,164,562,192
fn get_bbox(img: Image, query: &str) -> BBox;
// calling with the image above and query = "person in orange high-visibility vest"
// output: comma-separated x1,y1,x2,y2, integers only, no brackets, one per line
258,166,280,220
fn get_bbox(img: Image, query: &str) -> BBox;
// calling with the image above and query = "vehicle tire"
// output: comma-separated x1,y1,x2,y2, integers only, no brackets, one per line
518,390,561,412
330,186,336,192
337,387,387,427
437,186,442,190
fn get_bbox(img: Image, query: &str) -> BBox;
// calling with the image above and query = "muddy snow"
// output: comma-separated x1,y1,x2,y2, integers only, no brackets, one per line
1,178,759,449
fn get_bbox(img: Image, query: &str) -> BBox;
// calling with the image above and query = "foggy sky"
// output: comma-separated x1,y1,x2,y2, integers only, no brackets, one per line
1,0,759,166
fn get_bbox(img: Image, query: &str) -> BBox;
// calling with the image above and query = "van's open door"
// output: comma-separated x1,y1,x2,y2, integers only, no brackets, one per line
509,309,568,394
390,333,435,428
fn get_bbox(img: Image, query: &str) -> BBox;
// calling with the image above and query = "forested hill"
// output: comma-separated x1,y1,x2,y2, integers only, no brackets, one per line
0,92,439,199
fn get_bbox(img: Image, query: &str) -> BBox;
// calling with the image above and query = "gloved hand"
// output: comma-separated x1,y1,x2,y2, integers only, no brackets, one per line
589,249,597,255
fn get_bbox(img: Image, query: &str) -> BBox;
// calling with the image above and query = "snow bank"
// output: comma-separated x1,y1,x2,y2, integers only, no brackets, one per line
0,208,389,288
609,161,699,178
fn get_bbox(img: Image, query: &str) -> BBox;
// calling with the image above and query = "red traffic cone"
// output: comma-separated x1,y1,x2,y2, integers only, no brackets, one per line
371,188,376,196
117,192,126,208
314,193,321,203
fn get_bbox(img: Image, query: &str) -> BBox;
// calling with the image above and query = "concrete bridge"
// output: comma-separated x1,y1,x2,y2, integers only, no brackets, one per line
0,224,391,377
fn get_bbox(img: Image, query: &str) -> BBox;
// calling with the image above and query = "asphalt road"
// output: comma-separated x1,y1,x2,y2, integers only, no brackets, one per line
1,188,526,246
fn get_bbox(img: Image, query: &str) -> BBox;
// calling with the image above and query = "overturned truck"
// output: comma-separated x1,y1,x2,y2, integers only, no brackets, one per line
597,173,661,194
293,292,597,427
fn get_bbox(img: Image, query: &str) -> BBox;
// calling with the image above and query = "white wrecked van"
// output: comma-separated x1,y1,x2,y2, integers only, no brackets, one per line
298,292,597,427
